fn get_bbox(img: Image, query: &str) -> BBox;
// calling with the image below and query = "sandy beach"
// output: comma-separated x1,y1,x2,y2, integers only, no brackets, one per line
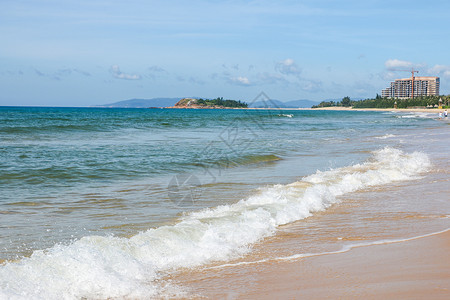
310,107,446,113
175,230,450,299
246,106,448,114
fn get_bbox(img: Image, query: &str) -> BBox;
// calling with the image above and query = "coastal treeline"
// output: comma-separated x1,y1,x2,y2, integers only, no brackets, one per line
196,97,248,108
312,96,352,108
312,95,450,109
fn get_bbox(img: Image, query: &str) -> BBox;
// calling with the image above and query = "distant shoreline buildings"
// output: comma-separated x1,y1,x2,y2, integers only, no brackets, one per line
381,76,440,99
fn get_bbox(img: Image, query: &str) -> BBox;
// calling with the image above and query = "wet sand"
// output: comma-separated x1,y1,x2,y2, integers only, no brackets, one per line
311,107,444,113
176,229,450,299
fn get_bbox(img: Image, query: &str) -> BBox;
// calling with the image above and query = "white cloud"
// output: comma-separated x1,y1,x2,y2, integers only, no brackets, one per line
429,65,450,77
383,61,450,79
228,76,251,86
384,59,413,70
110,65,141,80
275,58,302,76
384,59,425,71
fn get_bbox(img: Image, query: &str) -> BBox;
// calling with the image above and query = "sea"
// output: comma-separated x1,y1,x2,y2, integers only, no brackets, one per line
0,105,448,299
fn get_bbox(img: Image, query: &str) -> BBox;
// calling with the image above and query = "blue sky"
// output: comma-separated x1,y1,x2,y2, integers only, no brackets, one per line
1,0,449,106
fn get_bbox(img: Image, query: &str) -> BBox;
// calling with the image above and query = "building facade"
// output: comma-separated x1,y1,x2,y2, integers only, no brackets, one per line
381,76,440,99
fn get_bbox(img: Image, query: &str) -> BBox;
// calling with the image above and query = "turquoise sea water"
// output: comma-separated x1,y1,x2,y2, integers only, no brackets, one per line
0,107,448,298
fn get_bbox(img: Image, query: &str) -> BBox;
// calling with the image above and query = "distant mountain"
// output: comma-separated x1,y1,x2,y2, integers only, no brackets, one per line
249,99,319,108
94,98,180,108
248,99,285,108
284,99,320,108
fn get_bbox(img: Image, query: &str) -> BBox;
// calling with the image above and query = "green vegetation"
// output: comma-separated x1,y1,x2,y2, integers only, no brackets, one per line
312,95,450,109
312,96,352,108
196,97,248,108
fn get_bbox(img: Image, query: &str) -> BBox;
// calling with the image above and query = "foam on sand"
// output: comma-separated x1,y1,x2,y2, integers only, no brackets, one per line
0,147,431,299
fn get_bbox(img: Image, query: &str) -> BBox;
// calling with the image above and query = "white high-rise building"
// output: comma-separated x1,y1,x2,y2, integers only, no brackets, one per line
381,76,440,99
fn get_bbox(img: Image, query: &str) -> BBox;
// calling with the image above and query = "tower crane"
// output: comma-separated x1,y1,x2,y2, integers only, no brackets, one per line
398,68,419,99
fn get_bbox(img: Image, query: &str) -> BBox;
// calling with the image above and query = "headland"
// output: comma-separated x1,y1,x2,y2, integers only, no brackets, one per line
167,97,248,109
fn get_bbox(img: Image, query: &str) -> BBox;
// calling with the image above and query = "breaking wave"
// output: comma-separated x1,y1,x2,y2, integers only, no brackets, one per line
0,147,431,299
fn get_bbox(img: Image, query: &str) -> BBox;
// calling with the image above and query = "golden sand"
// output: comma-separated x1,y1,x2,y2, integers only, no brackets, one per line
311,107,442,113
175,230,450,299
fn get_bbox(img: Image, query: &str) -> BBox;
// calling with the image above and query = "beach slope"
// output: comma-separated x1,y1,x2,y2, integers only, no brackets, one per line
177,230,450,299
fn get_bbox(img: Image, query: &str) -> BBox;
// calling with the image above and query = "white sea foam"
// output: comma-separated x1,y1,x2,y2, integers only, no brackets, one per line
395,112,435,119
396,115,419,119
375,133,396,139
0,147,431,299
278,114,293,118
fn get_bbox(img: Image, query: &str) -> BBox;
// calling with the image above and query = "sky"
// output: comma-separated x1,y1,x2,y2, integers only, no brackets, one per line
1,0,450,106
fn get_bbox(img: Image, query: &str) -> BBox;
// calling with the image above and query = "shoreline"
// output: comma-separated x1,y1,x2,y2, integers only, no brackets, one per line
3,106,445,113
176,228,450,299
310,106,447,113
162,106,447,113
